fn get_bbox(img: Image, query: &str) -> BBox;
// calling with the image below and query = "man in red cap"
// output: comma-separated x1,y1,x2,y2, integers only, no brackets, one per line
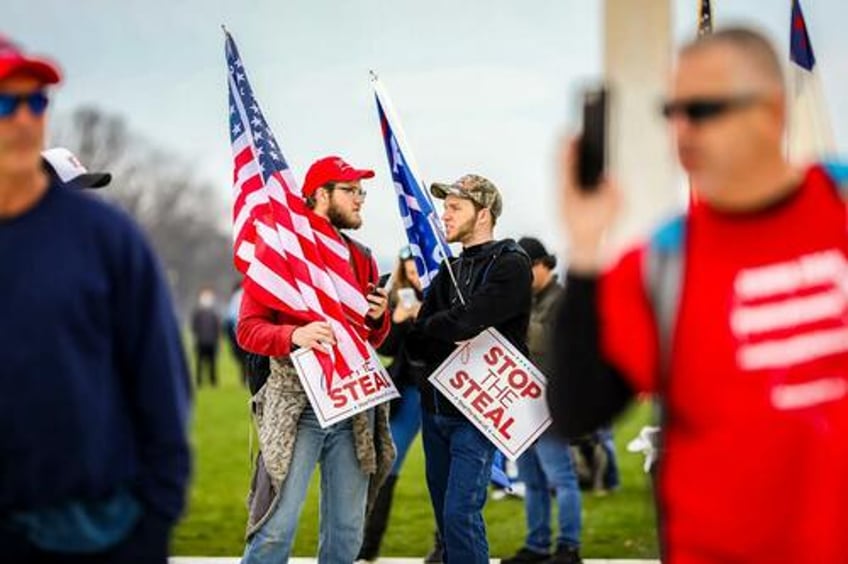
238,155,393,564
0,37,190,562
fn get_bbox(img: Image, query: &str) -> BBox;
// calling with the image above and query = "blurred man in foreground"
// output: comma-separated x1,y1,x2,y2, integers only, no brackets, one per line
0,36,190,562
549,27,848,562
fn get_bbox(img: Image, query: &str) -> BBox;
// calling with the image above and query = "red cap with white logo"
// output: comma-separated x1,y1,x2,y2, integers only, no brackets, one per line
301,156,375,198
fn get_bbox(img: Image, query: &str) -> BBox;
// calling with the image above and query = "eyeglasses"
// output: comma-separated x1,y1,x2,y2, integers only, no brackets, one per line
0,91,49,119
660,95,761,124
329,184,367,199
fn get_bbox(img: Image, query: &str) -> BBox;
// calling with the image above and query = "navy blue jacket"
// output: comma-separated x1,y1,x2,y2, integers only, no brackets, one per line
0,179,191,524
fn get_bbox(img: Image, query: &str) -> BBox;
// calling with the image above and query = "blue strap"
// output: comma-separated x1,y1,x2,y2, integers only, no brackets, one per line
821,160,848,199
649,214,685,254
644,213,686,395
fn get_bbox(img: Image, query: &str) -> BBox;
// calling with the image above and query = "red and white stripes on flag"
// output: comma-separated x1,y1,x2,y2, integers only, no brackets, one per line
225,30,369,385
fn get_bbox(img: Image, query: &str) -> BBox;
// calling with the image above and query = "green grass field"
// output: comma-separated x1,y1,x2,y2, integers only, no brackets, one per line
172,348,659,558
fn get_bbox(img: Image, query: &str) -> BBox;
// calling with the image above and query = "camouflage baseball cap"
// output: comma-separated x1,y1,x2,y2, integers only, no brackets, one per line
430,174,503,219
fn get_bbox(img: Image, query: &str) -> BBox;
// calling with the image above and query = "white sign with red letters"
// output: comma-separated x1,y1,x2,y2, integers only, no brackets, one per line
428,328,552,460
292,345,399,428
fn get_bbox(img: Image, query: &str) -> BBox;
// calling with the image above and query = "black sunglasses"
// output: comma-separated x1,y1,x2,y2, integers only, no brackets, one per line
661,95,760,124
0,91,49,119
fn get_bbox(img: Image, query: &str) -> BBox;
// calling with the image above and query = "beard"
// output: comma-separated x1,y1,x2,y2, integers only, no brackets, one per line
446,214,477,244
327,199,362,230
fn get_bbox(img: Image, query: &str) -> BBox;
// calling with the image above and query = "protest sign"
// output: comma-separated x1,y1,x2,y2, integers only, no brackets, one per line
292,345,399,428
428,328,551,460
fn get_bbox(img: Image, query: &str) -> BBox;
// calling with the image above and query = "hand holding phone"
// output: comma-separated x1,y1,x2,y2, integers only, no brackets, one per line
559,85,619,274
373,272,393,295
366,275,390,320
576,86,608,191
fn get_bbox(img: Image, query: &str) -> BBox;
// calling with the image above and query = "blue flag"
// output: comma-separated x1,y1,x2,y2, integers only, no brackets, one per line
372,78,450,292
790,0,815,71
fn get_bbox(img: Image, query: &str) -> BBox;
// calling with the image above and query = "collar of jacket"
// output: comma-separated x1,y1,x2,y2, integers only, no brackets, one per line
459,239,499,258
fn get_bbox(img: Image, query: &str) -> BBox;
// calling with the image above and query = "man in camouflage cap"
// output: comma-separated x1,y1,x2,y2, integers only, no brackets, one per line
408,173,532,564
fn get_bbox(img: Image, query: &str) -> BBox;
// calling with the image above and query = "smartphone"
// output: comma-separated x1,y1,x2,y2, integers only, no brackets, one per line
576,86,608,191
370,272,392,295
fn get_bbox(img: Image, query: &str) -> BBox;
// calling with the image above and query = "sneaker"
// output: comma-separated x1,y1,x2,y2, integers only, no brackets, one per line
356,548,377,562
546,545,582,564
501,547,550,564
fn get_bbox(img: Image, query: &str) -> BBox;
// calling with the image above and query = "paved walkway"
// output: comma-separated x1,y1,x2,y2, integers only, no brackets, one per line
171,559,659,563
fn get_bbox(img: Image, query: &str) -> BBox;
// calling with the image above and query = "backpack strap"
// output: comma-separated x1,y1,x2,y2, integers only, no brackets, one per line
641,213,686,495
821,160,848,200
643,214,686,384
343,235,378,285
480,239,528,285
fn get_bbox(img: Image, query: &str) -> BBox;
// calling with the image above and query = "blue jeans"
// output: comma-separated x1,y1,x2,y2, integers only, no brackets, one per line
422,412,496,564
517,431,582,552
597,427,620,489
390,385,421,476
242,406,371,564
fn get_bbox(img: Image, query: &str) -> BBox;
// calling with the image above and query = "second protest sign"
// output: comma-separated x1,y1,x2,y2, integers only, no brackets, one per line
428,328,551,461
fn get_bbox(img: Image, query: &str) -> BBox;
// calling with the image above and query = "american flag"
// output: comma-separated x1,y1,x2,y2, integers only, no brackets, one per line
372,75,450,293
697,0,713,37
788,0,834,164
225,30,369,385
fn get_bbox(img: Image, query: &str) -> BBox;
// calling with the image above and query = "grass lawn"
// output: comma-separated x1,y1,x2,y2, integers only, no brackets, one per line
172,348,659,558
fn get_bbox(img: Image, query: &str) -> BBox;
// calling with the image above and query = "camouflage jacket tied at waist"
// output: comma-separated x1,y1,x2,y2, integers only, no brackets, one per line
244,356,396,539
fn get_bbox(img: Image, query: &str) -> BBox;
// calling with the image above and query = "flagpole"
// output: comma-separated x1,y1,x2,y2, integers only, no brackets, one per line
371,71,466,306
428,217,466,307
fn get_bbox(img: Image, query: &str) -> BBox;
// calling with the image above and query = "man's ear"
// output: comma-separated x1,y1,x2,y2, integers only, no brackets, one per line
316,187,330,205
477,207,492,229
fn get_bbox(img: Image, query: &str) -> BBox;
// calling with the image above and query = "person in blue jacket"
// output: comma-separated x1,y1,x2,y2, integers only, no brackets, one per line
0,35,191,562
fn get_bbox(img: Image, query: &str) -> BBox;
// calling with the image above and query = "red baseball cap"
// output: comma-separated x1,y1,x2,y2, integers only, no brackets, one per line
302,156,375,198
0,35,61,85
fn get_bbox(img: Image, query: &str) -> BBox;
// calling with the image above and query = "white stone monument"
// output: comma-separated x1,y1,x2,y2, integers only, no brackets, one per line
604,0,680,250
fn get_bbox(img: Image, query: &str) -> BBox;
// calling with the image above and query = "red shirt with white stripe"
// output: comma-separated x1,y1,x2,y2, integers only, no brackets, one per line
600,165,848,563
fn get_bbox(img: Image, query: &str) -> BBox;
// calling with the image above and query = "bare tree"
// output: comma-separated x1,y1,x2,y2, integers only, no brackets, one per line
51,106,236,318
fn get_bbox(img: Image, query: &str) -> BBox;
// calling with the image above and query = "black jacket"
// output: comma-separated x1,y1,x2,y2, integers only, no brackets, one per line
546,272,634,440
408,239,532,416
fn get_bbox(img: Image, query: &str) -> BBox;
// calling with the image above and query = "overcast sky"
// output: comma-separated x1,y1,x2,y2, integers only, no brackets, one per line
7,0,848,267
